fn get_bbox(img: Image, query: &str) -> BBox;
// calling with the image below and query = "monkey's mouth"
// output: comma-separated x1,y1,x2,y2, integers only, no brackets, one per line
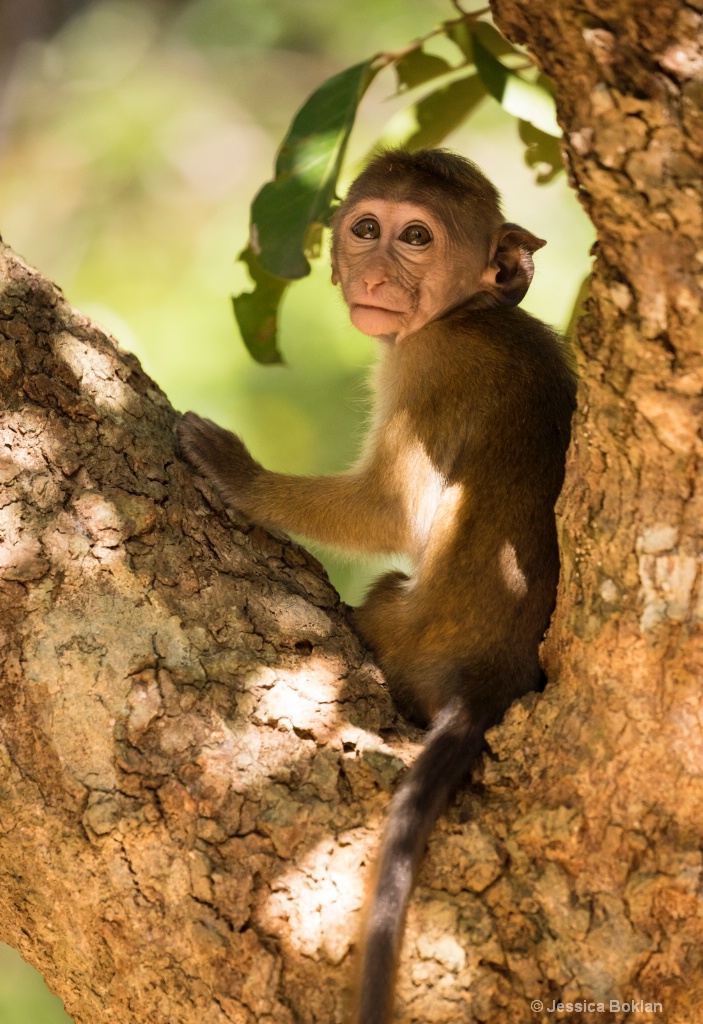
352,302,405,314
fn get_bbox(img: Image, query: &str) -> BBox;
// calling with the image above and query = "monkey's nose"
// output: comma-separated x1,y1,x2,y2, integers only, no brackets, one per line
362,267,389,290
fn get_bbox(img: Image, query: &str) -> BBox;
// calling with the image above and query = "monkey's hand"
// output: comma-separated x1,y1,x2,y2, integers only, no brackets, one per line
177,411,261,509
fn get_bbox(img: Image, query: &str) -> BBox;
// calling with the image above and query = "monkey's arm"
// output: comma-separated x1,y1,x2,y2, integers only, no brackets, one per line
177,412,410,554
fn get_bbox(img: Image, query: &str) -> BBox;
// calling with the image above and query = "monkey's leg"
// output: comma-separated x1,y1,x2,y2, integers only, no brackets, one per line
178,412,410,554
353,572,441,723
354,571,410,654
354,495,481,722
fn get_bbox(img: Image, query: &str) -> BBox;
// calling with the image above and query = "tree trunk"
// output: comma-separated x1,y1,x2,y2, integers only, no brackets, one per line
1,1,702,1022
484,0,702,1020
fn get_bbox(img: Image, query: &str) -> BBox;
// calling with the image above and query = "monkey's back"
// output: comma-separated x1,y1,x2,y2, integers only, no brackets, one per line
375,307,576,723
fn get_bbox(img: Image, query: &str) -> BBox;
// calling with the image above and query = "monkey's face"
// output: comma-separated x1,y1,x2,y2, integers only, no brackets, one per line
331,200,486,342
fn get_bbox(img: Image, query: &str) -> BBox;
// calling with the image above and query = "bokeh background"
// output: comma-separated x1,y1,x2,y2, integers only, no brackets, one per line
0,0,594,1018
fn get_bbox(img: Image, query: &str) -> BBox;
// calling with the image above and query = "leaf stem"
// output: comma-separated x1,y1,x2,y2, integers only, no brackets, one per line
376,8,490,68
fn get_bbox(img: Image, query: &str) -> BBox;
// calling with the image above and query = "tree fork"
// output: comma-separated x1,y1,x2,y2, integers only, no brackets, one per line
1,0,702,1019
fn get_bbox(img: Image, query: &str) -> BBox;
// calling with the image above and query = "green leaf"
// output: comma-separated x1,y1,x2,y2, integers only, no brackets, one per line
232,246,290,365
446,21,473,61
250,59,379,280
395,49,453,90
535,72,557,97
404,73,488,151
473,36,560,137
447,19,521,65
472,21,520,59
518,119,564,183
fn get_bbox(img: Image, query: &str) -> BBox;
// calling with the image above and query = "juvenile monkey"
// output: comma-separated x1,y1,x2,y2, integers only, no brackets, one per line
178,148,576,1024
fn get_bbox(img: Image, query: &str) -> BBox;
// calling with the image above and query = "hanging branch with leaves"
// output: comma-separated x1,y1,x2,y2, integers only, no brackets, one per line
233,5,563,364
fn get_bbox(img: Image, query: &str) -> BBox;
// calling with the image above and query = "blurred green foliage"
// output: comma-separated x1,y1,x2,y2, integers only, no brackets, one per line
0,945,71,1023
0,1,594,1015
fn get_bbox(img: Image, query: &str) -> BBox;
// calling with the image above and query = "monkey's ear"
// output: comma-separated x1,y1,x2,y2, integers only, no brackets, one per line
481,223,546,307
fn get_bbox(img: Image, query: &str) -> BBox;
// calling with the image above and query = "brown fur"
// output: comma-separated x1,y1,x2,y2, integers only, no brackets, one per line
177,148,576,1024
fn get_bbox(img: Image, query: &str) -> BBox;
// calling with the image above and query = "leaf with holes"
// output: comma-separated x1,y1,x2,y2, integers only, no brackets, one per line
232,246,290,365
518,120,564,183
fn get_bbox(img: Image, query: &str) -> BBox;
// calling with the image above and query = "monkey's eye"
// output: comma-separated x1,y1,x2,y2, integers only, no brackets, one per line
351,218,380,239
399,224,432,246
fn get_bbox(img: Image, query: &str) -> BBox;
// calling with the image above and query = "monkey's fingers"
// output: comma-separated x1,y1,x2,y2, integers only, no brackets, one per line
177,411,227,470
176,411,260,503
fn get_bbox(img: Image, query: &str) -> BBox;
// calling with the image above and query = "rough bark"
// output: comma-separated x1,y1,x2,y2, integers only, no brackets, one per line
1,1,702,1022
0,244,409,1023
483,0,703,1020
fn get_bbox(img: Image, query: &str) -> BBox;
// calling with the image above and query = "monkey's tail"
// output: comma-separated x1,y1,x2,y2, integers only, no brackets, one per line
354,697,487,1024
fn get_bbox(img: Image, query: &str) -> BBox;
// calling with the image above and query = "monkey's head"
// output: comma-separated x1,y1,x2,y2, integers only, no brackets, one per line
330,148,545,342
